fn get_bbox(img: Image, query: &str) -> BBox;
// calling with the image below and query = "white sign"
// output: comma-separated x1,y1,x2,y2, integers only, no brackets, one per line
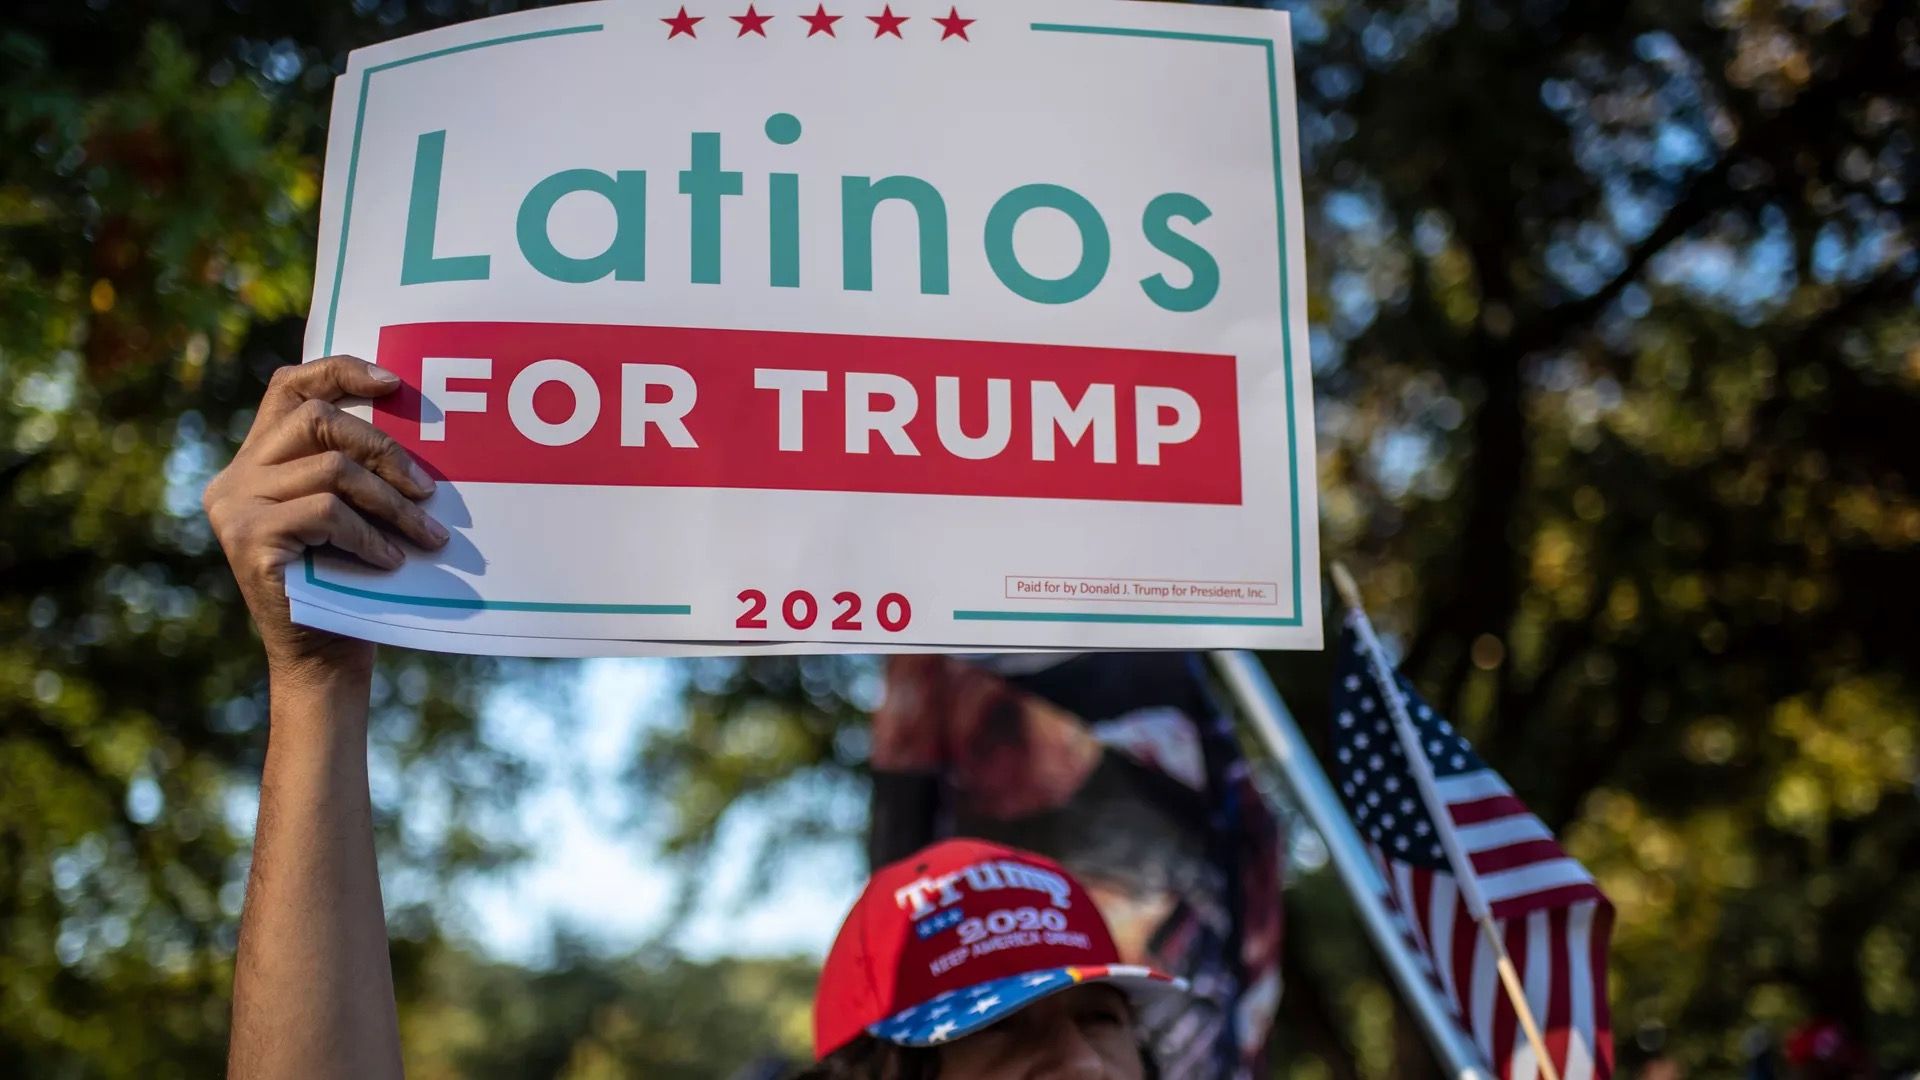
291,0,1321,655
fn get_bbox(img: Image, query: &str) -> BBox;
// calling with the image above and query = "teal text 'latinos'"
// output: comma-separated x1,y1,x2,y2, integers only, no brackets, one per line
400,114,1220,312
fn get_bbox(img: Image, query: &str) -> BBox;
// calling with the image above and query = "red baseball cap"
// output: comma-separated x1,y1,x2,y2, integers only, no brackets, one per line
812,838,1188,1060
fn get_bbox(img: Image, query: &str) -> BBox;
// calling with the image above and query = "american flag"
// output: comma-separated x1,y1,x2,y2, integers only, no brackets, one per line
1330,618,1614,1080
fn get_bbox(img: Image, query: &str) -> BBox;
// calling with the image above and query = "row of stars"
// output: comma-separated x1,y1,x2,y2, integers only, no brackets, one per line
661,4,974,39
890,975,1044,1022
879,972,1061,1038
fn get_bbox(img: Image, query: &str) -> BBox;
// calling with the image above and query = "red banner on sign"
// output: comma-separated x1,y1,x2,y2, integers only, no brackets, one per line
372,321,1242,505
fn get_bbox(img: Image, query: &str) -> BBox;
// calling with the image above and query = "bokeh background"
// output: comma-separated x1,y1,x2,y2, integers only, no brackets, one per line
2,0,1916,1076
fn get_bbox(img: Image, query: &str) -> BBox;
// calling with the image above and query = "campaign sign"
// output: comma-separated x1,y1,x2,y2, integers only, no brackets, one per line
291,0,1321,654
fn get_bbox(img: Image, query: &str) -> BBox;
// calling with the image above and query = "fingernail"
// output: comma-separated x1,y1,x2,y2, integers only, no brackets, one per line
407,459,436,493
380,541,405,568
368,365,400,384
425,517,449,544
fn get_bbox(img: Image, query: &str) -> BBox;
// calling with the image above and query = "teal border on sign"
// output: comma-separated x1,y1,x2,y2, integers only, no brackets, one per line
323,22,602,357
313,22,693,617
302,553,693,615
950,22,1305,629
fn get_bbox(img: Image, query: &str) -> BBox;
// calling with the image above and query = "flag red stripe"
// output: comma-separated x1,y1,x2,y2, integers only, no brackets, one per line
1371,848,1423,959
1489,882,1604,921
1449,794,1528,825
1372,851,1473,1033
1546,906,1572,1077
1382,852,1411,945
1471,839,1568,875
1449,885,1478,1029
1411,868,1436,965
1592,903,1615,1078
1494,916,1525,1079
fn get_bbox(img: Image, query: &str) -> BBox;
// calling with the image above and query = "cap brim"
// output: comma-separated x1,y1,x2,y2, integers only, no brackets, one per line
867,964,1190,1048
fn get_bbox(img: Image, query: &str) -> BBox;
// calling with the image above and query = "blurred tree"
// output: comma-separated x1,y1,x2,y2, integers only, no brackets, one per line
647,0,1920,1076
0,4,567,1075
397,938,818,1079
2,0,1915,1077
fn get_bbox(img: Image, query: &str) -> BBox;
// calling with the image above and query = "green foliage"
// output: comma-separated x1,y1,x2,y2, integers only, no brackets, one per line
398,940,818,1079
0,8,535,1076
1293,0,1920,1069
649,1,1920,1076
628,656,878,932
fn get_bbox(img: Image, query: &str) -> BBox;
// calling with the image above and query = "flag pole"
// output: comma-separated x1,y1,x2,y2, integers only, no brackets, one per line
1209,649,1494,1080
1327,563,1563,1080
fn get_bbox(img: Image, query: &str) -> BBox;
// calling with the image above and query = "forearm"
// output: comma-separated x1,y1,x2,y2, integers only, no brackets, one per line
229,662,402,1080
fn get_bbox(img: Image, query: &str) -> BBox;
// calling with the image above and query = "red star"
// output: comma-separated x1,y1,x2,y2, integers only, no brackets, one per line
731,3,772,36
867,4,908,37
661,5,702,37
800,3,842,36
933,6,973,40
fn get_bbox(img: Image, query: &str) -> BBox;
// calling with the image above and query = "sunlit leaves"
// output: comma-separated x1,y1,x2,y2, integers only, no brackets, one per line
1,14,522,1076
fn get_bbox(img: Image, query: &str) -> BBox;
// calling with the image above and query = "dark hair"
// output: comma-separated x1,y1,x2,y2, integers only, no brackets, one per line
790,1035,1160,1080
790,1037,938,1080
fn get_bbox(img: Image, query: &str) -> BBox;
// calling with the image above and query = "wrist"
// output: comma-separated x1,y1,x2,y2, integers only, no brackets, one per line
266,638,376,687
267,650,376,732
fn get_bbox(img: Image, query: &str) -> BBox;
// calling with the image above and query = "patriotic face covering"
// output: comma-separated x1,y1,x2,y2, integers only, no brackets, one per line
813,838,1189,1060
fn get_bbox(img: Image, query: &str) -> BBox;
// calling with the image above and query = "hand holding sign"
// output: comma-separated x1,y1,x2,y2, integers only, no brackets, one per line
289,0,1321,656
205,356,448,671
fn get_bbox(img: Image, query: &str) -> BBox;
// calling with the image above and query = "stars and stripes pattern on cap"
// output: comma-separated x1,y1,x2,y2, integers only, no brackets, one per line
869,965,1186,1047
1330,616,1615,1080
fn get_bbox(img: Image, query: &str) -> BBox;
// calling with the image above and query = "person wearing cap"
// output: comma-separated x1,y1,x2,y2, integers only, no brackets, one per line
802,837,1186,1079
204,359,1191,1079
